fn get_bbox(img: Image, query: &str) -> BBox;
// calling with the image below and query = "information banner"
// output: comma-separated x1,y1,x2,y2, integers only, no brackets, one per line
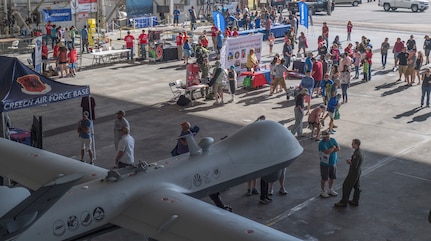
42,9,72,22
220,34,263,72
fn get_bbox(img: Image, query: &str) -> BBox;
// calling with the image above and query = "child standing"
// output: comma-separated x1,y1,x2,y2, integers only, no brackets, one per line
268,32,275,56
353,50,361,79
362,57,369,82
68,47,77,77
347,20,353,41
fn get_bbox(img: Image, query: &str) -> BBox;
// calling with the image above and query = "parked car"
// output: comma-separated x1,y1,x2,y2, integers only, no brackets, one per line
378,0,429,12
334,0,361,6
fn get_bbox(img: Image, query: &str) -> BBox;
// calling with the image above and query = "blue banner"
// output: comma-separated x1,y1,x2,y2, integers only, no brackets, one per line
42,9,72,22
212,11,226,35
298,2,308,29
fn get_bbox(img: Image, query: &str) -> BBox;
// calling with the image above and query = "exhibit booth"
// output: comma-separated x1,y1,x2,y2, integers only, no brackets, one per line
0,56,90,149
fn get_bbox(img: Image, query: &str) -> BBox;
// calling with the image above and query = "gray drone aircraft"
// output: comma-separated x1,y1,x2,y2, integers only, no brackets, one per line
0,120,304,241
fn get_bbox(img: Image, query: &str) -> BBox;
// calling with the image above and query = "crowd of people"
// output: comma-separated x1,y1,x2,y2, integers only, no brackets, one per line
61,2,431,210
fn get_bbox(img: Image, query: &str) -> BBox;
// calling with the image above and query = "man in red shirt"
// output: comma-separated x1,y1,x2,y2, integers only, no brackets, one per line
124,31,135,61
312,57,323,98
211,24,218,51
176,32,183,61
45,20,53,48
138,29,148,60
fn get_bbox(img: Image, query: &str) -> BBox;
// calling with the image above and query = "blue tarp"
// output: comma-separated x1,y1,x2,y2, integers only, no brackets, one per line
0,56,90,112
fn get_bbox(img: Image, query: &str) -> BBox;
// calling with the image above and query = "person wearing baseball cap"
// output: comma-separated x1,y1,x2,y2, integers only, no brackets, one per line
114,110,130,151
318,129,340,198
77,111,94,164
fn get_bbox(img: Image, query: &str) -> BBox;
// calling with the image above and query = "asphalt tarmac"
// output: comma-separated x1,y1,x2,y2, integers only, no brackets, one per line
6,4,431,240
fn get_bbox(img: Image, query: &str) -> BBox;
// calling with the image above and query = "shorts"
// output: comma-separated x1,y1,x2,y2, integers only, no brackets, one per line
59,61,67,64
320,165,337,181
406,66,415,75
398,65,408,75
80,137,92,151
327,110,335,119
425,49,431,57
183,49,191,58
308,122,320,128
69,63,76,69
314,80,321,88
272,77,287,90
213,82,223,94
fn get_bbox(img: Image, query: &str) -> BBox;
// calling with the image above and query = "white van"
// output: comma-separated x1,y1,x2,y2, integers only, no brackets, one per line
378,0,429,12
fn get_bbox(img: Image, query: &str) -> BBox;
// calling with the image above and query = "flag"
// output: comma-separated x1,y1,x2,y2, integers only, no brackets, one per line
212,11,226,35
298,2,309,29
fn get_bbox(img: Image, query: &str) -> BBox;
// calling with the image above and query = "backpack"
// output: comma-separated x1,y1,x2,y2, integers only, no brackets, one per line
209,68,222,87
176,95,190,106
190,125,200,134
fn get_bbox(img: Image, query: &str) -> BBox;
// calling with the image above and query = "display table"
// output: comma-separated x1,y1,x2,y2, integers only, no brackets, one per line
90,49,131,64
9,128,31,145
185,84,209,106
240,71,268,89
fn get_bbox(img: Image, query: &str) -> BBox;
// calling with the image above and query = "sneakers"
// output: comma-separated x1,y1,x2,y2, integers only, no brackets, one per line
279,188,288,195
269,189,274,195
320,190,329,198
328,189,338,196
349,200,359,206
259,199,271,204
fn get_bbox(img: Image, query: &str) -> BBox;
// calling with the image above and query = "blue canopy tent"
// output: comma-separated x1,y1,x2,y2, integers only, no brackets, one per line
0,56,90,148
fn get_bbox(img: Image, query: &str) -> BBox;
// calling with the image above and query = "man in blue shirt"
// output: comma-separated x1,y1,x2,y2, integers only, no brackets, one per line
318,130,340,198
81,25,89,53
173,6,180,27
77,111,94,164
304,52,313,73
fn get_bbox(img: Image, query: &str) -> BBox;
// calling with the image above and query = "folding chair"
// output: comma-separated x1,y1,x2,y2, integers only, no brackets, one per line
169,80,185,102
8,40,19,54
